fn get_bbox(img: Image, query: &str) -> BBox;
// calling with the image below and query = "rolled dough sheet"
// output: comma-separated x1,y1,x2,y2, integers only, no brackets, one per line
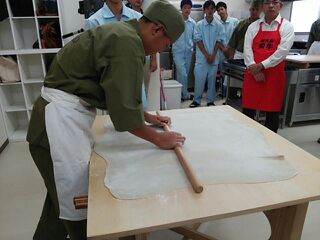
94,111,297,199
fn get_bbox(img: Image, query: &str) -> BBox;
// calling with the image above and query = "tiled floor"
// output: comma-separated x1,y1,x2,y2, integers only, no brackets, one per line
0,99,319,240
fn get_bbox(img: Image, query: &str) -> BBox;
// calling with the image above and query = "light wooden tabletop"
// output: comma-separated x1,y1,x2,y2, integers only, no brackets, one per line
286,55,320,63
87,106,320,239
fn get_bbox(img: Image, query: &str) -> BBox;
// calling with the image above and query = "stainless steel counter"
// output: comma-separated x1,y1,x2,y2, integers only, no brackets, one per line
222,59,246,105
284,67,320,126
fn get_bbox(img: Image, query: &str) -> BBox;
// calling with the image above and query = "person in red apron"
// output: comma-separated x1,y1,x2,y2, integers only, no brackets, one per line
242,0,294,133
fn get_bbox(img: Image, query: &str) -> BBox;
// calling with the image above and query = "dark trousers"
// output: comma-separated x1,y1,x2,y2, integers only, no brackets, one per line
242,108,280,133
29,144,87,240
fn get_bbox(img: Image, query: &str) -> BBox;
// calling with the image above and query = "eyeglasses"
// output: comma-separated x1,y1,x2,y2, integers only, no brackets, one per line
263,1,281,5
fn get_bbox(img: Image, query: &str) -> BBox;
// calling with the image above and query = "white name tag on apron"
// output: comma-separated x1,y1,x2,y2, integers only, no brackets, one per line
42,87,96,220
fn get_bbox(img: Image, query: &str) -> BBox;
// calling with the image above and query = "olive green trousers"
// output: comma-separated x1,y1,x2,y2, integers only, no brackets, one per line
29,144,87,240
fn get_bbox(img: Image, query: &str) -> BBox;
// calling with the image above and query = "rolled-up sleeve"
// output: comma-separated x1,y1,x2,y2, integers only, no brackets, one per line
101,55,145,132
96,33,146,132
218,24,225,45
244,22,257,67
194,22,202,42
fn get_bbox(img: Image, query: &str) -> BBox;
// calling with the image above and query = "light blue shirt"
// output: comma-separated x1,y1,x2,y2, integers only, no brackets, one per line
220,16,239,47
172,16,196,54
84,3,142,30
194,18,225,65
219,16,239,61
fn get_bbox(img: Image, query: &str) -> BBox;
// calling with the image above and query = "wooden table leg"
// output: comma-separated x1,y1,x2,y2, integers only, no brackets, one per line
135,234,147,240
182,223,203,240
116,234,147,240
118,236,135,240
171,227,218,240
264,202,308,240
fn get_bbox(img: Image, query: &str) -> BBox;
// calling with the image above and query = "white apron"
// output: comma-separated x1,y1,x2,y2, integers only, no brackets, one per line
41,87,96,220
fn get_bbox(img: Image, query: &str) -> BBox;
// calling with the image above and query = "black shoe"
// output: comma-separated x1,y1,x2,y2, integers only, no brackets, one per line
189,101,200,108
181,94,194,102
207,102,215,106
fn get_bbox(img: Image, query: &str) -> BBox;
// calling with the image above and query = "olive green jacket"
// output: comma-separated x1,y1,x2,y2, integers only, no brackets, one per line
27,20,147,146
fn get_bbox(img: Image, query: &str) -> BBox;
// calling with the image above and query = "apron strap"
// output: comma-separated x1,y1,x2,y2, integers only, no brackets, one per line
277,18,284,31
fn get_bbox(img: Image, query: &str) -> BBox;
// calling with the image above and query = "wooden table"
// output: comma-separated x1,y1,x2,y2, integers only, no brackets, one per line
87,106,320,240
286,55,320,64
286,55,320,69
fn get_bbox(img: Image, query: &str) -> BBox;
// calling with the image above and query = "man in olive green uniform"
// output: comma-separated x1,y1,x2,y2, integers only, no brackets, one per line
225,0,263,59
306,18,320,52
27,1,185,240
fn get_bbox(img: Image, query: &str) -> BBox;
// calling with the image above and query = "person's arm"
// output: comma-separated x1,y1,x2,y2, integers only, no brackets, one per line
224,46,235,59
243,22,257,67
98,36,146,132
211,23,225,63
225,34,237,59
144,112,171,127
129,125,185,150
103,55,185,149
243,21,265,80
217,41,227,52
225,23,239,59
228,23,238,46
197,41,210,61
194,21,208,59
209,43,220,64
306,21,316,53
261,20,295,69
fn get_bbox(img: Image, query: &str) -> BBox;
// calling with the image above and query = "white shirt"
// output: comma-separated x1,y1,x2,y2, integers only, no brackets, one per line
244,14,294,69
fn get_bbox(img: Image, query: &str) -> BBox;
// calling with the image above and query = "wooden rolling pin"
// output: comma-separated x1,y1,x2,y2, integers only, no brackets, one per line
156,111,203,193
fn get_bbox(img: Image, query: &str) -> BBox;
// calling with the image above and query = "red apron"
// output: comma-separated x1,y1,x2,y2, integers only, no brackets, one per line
242,18,286,112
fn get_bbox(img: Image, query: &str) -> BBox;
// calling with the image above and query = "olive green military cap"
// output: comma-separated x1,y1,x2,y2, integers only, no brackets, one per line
143,0,185,42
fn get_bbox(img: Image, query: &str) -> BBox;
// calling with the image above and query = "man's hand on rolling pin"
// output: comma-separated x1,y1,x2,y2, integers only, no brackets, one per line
144,112,171,127
155,131,186,149
129,121,185,150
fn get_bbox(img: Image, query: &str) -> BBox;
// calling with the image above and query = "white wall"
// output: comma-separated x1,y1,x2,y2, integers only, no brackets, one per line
58,0,293,38
58,0,87,45
146,0,292,20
